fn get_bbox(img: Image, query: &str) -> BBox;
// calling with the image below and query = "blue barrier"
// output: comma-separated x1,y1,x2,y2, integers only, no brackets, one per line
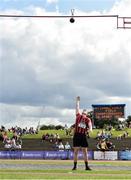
2,150,131,160
119,151,131,160
22,151,44,159
0,150,93,159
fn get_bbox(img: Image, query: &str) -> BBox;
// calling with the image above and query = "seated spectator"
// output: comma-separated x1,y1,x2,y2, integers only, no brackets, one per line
2,131,8,143
117,124,123,131
0,133,3,141
49,134,54,143
106,139,115,150
123,131,128,138
45,133,50,141
16,138,22,149
117,134,122,140
101,129,106,139
42,134,46,142
58,142,64,151
96,131,101,140
12,132,19,141
52,141,59,150
11,138,17,149
11,138,22,150
4,138,12,149
96,139,108,151
4,137,22,150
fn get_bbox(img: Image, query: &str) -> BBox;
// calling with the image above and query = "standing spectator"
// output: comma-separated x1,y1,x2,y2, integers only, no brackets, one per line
65,141,71,160
65,141,71,151
72,96,92,171
64,124,69,136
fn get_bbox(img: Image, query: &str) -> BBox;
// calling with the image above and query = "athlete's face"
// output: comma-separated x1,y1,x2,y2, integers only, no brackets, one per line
82,113,87,118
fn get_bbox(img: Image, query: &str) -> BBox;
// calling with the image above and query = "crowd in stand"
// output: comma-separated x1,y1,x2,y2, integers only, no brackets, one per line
42,133,61,143
0,125,38,150
0,128,22,150
96,129,115,151
41,132,71,152
52,141,71,151
95,125,130,151
117,131,129,140
96,129,112,140
96,138,115,151
1,124,130,152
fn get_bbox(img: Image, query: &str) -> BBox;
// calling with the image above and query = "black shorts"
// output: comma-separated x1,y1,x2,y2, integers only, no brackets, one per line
73,133,88,148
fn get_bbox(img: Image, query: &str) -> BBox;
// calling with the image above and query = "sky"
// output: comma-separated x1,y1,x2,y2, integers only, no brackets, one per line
0,0,131,128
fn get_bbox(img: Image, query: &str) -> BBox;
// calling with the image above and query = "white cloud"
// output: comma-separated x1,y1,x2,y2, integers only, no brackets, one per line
46,0,58,4
0,0,131,128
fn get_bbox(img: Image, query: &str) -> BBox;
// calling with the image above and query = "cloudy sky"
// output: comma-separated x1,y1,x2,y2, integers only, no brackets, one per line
0,0,131,128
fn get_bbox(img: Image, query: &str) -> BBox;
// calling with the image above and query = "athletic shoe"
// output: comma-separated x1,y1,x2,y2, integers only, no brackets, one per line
72,167,77,170
85,166,92,170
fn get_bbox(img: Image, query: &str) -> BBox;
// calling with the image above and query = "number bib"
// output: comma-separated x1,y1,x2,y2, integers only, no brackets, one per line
78,122,86,129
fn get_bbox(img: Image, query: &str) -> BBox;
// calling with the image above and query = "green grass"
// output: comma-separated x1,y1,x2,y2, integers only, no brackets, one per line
21,128,131,139
5,128,131,139
0,159,131,166
0,160,131,179
0,170,131,179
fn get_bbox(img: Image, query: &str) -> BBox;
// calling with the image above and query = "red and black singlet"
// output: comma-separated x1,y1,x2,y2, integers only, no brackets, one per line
74,113,91,134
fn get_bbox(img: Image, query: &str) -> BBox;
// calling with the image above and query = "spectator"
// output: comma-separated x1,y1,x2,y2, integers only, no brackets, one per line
96,139,108,151
65,141,71,159
12,132,19,141
52,141,59,150
58,142,64,151
123,131,128,138
2,131,8,143
64,124,69,136
4,138,12,149
42,134,46,142
65,141,71,151
106,139,115,150
0,133,3,141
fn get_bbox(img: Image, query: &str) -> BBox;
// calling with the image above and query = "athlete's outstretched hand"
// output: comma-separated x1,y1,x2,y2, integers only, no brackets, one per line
76,96,80,101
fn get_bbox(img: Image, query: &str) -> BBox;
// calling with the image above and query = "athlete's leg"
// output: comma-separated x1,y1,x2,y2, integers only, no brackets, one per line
72,147,79,170
82,147,92,170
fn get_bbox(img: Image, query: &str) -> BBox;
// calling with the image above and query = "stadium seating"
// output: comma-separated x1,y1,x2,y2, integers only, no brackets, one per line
0,137,131,151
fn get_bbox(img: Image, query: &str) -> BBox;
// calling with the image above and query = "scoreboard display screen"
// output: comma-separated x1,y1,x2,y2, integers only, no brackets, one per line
92,104,125,120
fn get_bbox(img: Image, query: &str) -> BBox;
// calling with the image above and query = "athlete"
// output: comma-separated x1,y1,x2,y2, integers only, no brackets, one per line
72,96,92,170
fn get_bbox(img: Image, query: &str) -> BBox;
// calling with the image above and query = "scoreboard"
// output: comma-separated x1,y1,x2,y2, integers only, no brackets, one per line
92,104,125,120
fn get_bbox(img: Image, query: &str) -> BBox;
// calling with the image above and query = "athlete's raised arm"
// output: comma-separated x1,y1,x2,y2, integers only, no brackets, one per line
76,96,80,115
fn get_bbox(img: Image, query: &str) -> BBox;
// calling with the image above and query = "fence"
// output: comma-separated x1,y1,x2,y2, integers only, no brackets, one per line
0,150,131,160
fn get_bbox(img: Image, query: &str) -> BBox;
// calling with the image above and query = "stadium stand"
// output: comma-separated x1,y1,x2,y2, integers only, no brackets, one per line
0,137,131,151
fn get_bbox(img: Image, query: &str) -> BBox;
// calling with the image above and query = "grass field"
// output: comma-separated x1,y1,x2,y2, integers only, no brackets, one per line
7,128,131,139
0,160,131,179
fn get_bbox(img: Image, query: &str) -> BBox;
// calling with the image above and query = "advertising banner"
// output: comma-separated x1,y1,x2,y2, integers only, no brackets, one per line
0,150,93,160
94,151,118,160
69,151,93,160
44,151,68,159
21,151,43,159
0,150,21,159
119,151,131,160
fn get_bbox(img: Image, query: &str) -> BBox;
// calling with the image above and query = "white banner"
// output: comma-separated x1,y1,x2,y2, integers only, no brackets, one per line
94,151,118,160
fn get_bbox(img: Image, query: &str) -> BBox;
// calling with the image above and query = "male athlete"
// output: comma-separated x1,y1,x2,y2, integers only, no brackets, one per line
72,96,92,170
